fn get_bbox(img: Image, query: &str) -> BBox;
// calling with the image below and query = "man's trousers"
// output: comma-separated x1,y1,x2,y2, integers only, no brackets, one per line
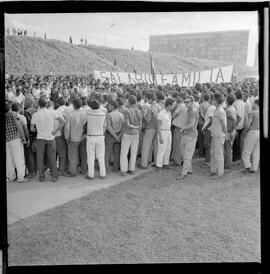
6,138,26,181
36,139,58,179
86,136,106,178
180,135,197,175
68,140,80,175
105,132,121,172
242,130,260,172
210,137,225,176
120,133,139,172
140,128,156,168
156,130,172,168
55,134,67,172
171,127,182,166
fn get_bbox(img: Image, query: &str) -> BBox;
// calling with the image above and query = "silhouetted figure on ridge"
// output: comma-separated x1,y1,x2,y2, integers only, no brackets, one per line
69,36,73,44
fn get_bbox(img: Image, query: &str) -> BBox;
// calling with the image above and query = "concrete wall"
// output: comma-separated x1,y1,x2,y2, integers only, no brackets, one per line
149,30,249,65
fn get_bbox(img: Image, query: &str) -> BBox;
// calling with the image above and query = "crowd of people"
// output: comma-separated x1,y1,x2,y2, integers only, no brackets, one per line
5,73,260,183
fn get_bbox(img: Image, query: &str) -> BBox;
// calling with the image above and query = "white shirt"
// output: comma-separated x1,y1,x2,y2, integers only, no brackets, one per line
79,87,88,97
14,92,25,105
7,91,15,102
54,105,67,137
233,99,245,130
32,88,40,99
202,105,216,130
157,109,171,130
18,114,27,126
31,108,60,140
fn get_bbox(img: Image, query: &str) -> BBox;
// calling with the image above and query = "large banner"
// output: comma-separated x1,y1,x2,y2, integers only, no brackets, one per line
94,65,234,86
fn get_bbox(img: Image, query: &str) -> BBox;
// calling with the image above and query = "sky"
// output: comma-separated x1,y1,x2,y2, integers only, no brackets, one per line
5,12,259,66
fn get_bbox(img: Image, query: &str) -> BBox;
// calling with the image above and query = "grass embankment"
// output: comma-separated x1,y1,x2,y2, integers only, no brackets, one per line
8,160,260,265
5,36,258,80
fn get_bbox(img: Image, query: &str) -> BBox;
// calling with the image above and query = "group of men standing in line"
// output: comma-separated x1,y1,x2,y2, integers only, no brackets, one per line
6,78,260,183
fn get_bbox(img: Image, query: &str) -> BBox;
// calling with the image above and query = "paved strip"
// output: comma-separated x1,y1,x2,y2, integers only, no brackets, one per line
7,168,153,225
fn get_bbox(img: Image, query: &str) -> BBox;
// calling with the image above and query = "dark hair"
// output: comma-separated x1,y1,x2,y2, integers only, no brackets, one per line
81,96,88,106
213,93,224,105
145,92,154,101
73,97,82,109
128,95,137,105
165,98,175,107
57,97,66,106
116,97,124,107
156,91,165,101
234,90,242,100
193,94,199,102
226,94,236,106
254,99,259,106
38,97,48,108
89,99,100,109
11,102,21,112
109,100,119,109
203,93,210,101
172,91,179,99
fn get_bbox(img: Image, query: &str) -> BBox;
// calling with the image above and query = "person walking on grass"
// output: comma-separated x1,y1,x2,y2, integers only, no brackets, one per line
85,99,107,180
176,95,198,180
208,93,227,179
156,98,175,170
242,99,260,174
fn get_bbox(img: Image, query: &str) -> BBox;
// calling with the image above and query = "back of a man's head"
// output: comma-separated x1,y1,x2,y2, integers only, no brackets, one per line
128,95,137,106
11,102,20,112
38,97,48,108
165,98,175,107
57,97,66,106
89,99,100,110
234,90,243,100
73,97,82,110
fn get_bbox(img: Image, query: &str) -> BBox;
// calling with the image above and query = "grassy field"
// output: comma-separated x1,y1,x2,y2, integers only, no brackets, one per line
8,159,260,265
5,36,258,80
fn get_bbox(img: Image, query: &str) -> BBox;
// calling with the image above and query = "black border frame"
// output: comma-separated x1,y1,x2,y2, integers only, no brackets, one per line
0,1,268,274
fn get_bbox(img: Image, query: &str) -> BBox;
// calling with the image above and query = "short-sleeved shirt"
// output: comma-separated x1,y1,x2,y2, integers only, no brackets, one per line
18,114,27,126
182,107,198,136
107,109,125,134
249,109,259,131
172,103,187,129
198,101,210,125
32,88,40,99
14,92,25,105
123,107,142,135
202,105,216,130
157,109,171,131
209,105,227,138
31,108,60,140
233,99,245,130
6,111,20,142
65,109,87,142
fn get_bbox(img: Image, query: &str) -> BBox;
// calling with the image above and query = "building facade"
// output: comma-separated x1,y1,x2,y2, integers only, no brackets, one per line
149,30,249,65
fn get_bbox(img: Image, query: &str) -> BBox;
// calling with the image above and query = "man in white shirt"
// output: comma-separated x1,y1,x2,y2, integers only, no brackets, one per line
85,99,107,180
156,98,175,169
14,87,25,114
31,97,65,182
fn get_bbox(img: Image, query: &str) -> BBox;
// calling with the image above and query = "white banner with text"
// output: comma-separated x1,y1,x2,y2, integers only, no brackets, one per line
94,65,234,86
